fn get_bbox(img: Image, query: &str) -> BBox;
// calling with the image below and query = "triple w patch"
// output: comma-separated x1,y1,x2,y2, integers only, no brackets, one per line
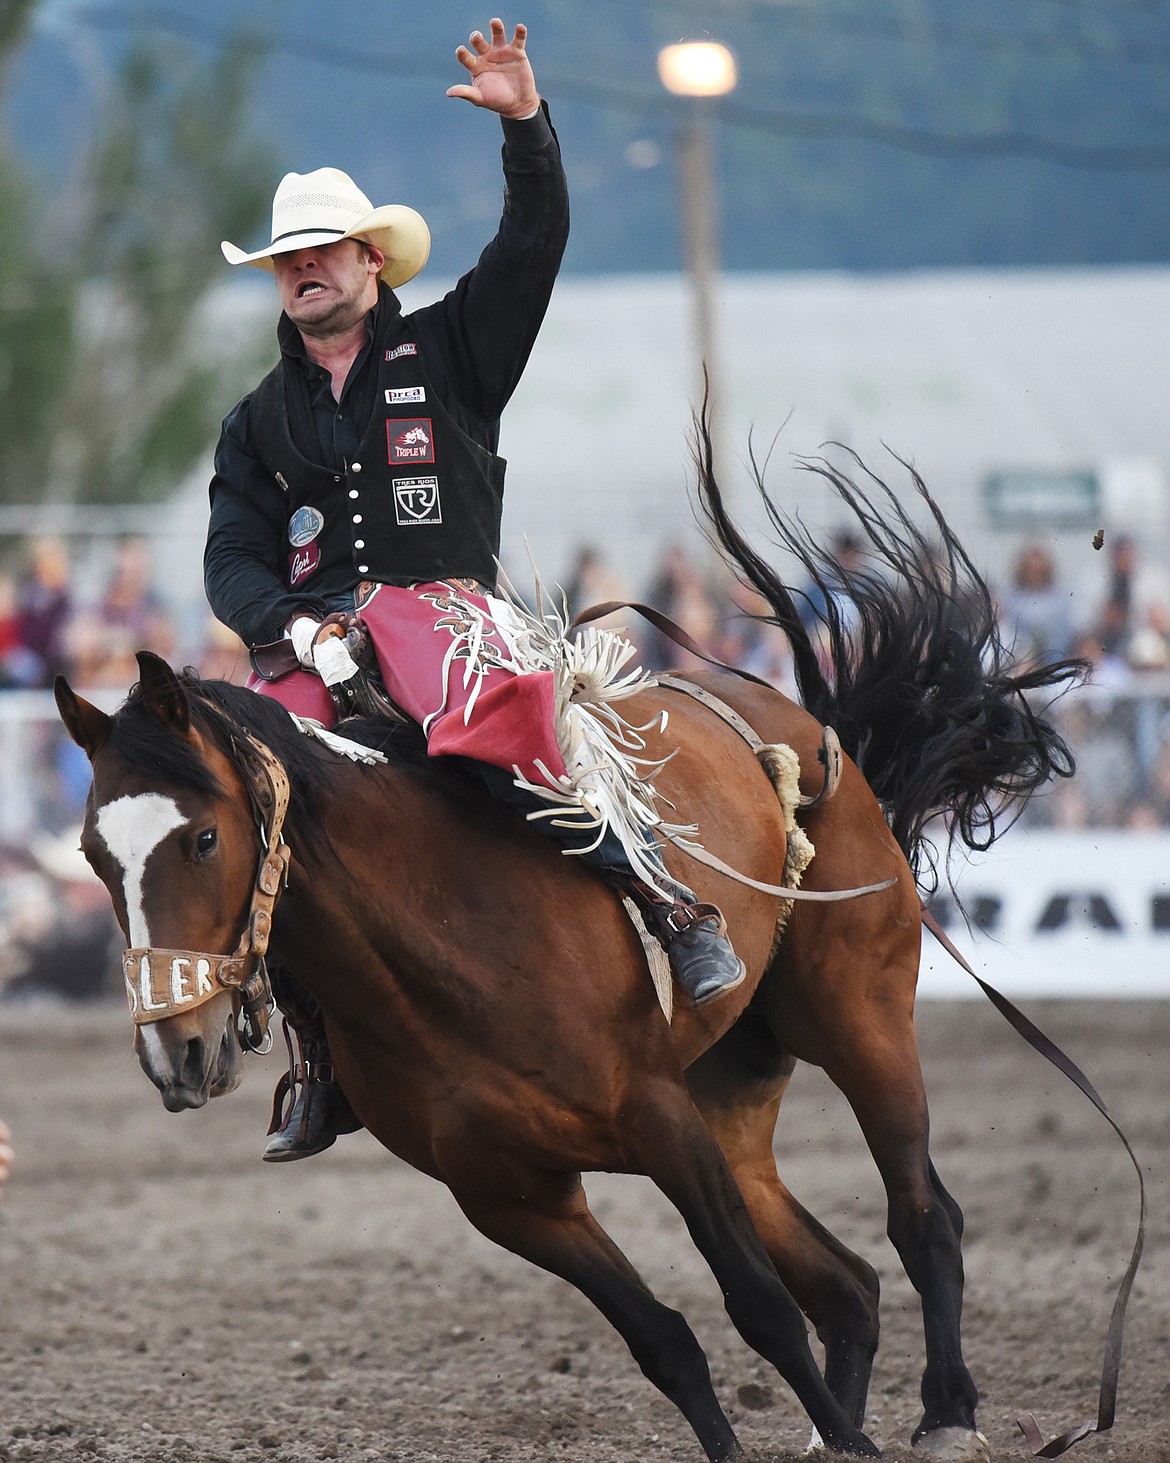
387,417,435,465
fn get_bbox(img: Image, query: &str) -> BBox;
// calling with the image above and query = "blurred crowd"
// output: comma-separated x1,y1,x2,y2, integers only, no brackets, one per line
2,526,1170,1009
0,534,249,1009
0,534,246,694
993,533,1170,831
562,531,1170,836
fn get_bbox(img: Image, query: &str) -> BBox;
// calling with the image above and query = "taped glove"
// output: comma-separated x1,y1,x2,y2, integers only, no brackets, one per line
287,615,321,669
312,630,360,687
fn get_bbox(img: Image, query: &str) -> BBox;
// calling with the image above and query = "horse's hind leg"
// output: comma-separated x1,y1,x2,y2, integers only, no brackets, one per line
627,1092,880,1457
808,1003,984,1457
454,1176,743,1463
687,1010,881,1428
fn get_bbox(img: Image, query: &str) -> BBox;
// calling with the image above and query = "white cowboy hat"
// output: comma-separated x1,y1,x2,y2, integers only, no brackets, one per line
221,167,431,288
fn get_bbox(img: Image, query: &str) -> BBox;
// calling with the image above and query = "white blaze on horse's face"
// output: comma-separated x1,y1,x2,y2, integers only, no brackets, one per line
95,793,188,947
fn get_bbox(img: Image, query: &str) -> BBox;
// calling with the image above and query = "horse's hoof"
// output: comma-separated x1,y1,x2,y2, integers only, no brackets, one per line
912,1427,990,1462
815,1426,880,1458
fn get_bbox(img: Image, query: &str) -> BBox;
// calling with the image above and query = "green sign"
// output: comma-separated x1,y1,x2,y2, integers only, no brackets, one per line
983,469,1099,528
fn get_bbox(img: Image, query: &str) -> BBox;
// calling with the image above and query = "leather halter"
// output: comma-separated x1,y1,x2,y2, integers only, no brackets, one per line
120,730,290,1055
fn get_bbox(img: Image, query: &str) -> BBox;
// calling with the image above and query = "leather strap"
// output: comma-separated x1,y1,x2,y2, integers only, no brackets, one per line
656,673,843,811
656,673,764,751
921,908,1147,1458
572,599,773,688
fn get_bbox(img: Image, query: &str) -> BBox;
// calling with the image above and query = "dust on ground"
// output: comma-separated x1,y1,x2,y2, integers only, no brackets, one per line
1,999,1167,1463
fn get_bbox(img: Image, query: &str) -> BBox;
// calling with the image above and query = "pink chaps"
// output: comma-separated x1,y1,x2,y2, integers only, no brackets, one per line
248,581,569,786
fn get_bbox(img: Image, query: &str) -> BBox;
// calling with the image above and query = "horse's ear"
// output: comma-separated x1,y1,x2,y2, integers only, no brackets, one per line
135,650,190,735
55,676,112,758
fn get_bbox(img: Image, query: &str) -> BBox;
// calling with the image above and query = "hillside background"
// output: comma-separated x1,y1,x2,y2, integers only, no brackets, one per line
10,0,1170,279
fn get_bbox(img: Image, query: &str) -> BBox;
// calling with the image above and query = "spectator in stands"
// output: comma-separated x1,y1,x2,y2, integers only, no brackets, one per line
97,537,174,657
1124,602,1170,675
640,544,717,671
198,618,250,683
998,544,1073,668
716,576,796,695
0,574,20,688
562,544,629,631
65,537,177,688
1097,534,1135,656
797,529,864,636
0,1119,12,1193
10,537,71,688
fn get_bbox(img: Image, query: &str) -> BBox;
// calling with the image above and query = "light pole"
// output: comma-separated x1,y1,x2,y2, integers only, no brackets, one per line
657,41,737,487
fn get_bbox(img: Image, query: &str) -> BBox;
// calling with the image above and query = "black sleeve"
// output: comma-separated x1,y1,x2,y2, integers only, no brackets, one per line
410,102,569,427
204,398,329,648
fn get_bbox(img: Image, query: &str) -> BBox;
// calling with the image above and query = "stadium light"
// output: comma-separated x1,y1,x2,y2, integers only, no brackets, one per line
657,42,738,99
657,43,737,489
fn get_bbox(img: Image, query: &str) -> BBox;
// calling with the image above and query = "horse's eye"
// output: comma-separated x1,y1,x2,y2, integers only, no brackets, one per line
196,828,218,858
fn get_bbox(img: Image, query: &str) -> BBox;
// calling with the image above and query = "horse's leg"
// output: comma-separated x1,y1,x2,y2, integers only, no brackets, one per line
687,1010,881,1428
627,1091,880,1457
453,1176,743,1463
804,1003,984,1457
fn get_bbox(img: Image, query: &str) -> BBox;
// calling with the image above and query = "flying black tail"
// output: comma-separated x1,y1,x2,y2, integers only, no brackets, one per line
691,413,1085,891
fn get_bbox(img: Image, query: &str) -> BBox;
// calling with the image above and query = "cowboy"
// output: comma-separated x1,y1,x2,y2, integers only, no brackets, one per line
205,18,745,1163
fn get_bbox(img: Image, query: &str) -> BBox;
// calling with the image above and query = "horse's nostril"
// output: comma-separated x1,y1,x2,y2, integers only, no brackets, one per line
180,1036,206,1089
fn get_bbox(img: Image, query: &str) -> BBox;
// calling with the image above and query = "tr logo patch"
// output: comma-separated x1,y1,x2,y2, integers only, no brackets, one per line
287,505,324,547
387,417,435,465
288,541,320,586
385,342,418,361
394,476,442,526
385,386,426,405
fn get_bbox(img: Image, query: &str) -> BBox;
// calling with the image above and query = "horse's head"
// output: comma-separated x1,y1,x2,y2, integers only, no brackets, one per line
55,652,282,1111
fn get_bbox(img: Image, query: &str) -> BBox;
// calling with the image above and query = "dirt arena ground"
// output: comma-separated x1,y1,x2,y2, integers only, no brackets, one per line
0,998,1167,1463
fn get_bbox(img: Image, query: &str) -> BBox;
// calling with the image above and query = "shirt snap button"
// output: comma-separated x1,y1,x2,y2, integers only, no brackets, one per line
357,564,369,573
354,539,365,549
348,489,359,499
351,461,363,473
353,514,363,524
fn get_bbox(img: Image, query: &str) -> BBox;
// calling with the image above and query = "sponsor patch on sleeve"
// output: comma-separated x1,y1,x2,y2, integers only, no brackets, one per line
287,505,324,547
288,541,320,586
394,476,442,526
385,342,418,361
387,417,435,465
385,385,426,405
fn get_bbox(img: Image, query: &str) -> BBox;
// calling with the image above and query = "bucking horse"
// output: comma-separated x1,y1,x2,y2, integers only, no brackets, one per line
55,431,1079,1461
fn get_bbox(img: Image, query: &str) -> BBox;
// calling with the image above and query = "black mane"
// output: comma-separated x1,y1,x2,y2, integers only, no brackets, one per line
106,671,431,848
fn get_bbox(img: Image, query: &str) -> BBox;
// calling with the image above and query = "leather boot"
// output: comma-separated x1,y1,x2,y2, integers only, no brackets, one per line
627,883,747,1008
264,1013,363,1163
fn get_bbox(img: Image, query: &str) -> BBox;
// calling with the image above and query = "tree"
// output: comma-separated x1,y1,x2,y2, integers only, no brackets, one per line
0,0,76,504
0,12,275,505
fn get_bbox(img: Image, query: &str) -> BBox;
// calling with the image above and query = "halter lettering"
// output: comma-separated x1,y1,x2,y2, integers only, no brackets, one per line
170,955,192,1006
124,964,140,1017
195,957,214,997
139,957,168,1013
121,950,230,1022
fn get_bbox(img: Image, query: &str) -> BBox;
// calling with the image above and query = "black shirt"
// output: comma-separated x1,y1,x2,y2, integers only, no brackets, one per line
205,105,569,648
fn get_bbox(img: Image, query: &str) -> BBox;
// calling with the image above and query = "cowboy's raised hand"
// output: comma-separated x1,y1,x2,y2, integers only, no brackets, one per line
446,18,541,120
